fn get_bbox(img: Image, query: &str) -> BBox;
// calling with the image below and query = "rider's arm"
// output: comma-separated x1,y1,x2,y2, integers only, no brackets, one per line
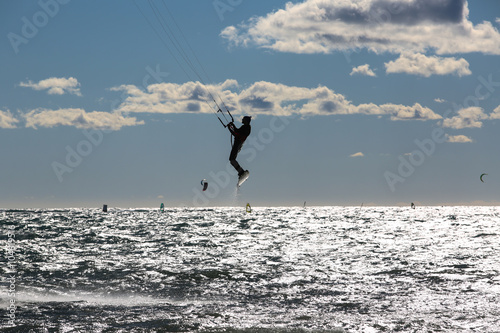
228,122,237,136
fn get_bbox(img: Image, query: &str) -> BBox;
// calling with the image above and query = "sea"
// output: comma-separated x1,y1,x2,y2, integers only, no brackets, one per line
1,206,499,332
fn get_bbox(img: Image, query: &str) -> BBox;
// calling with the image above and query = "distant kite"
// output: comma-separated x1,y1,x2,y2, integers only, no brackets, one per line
201,179,208,191
480,173,487,183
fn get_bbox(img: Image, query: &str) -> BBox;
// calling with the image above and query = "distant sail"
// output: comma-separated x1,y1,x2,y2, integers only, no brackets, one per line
201,179,208,191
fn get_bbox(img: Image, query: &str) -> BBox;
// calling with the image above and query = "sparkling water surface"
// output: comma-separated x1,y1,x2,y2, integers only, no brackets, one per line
1,206,500,332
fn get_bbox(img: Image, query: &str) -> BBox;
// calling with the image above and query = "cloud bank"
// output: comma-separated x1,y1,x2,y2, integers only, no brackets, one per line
441,107,488,129
385,53,471,77
112,79,442,121
20,77,82,96
17,75,500,131
221,0,500,56
24,108,143,130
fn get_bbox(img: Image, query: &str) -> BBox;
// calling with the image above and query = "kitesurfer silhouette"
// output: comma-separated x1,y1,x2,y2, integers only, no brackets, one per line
228,116,251,179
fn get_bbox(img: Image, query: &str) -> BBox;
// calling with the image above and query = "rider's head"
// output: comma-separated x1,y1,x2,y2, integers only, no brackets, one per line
242,116,252,125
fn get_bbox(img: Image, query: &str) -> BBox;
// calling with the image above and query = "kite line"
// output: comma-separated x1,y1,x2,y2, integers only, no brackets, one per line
135,0,234,127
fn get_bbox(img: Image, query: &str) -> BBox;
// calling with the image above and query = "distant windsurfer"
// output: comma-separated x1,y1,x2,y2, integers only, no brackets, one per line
228,116,251,180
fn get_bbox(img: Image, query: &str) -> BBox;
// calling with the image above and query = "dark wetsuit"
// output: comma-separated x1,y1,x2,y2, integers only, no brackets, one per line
228,122,251,175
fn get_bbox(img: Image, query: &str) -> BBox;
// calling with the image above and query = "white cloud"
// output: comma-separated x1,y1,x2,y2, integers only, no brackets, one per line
220,26,243,47
112,80,442,121
221,0,500,56
489,105,500,119
20,77,82,96
441,105,500,130
434,98,446,103
378,102,441,121
441,107,488,129
0,109,19,129
350,152,364,157
23,108,144,130
447,134,473,143
110,81,239,115
385,53,471,77
350,64,376,77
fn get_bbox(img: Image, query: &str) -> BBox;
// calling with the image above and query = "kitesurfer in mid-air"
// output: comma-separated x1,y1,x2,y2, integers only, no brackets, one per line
228,116,251,180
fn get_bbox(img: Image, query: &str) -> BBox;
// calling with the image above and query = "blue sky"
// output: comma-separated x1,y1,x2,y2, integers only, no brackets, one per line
1,0,500,208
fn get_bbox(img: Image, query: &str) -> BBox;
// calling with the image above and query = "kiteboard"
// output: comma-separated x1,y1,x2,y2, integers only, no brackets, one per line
237,170,250,187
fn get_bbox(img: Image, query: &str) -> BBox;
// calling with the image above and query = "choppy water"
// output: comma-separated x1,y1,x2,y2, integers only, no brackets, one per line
1,206,500,332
